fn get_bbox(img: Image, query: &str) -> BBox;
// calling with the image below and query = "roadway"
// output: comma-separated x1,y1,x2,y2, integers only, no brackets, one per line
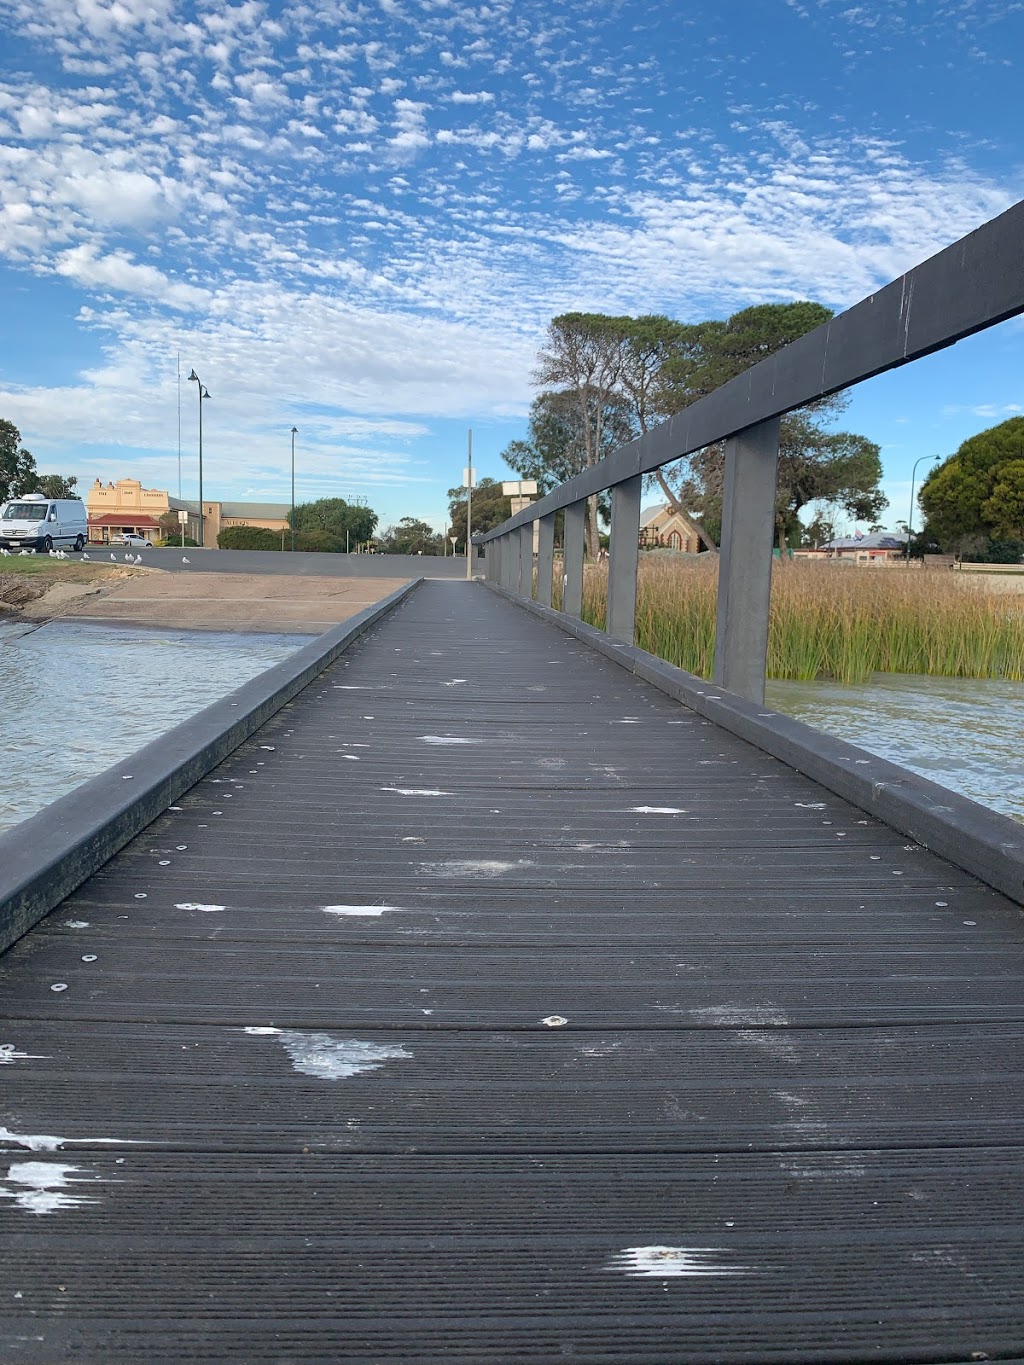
90,546,474,577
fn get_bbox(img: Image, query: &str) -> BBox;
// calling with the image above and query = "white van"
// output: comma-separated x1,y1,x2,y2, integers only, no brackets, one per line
0,494,89,553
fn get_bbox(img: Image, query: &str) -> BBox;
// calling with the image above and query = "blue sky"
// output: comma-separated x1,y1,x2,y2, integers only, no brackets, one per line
0,0,1021,535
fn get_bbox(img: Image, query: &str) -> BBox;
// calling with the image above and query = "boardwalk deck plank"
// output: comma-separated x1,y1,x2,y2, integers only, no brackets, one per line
2,580,1023,1362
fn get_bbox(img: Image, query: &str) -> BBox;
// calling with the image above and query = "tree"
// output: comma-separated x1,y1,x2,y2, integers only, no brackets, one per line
533,313,635,556
501,389,634,529
447,477,513,538
919,417,1024,550
660,412,886,550
379,517,440,555
33,473,79,499
0,420,37,503
290,497,378,547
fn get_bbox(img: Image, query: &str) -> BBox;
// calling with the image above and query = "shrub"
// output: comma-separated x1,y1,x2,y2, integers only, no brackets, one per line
218,526,282,551
294,529,344,552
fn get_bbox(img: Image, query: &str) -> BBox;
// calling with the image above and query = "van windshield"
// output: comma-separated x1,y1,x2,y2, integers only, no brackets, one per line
2,504,48,521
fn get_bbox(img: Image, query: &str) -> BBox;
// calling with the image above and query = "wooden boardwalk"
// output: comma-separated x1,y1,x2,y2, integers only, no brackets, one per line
2,580,1023,1362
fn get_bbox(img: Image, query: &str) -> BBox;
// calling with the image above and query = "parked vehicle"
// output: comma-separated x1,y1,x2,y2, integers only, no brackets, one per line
115,533,154,548
0,494,88,552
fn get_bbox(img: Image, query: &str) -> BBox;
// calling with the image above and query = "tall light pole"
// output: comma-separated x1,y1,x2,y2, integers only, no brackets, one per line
290,426,298,552
187,369,210,547
465,428,473,581
905,453,940,564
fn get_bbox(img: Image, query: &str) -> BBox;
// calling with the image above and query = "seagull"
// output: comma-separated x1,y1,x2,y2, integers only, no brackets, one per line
21,549,32,556
0,548,9,557
134,554,143,565
82,553,90,560
124,553,132,562
110,553,117,562
182,556,190,564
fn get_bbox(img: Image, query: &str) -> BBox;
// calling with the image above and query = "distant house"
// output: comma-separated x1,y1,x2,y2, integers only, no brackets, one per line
639,503,711,553
794,531,909,564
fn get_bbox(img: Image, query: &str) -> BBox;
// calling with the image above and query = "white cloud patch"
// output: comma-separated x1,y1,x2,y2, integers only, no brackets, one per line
54,245,207,309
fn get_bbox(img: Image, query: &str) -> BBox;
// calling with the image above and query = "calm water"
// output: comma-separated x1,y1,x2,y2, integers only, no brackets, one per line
767,674,1024,823
0,619,312,834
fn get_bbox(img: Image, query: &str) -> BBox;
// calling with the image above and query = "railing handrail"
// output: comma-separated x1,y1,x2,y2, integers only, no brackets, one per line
478,198,1024,541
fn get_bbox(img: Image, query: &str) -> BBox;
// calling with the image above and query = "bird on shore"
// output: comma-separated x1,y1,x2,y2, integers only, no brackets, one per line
82,553,90,560
182,556,190,564
110,553,117,561
134,554,143,564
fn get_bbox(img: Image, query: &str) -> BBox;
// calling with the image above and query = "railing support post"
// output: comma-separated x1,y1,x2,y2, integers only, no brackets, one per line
606,474,642,643
713,416,781,704
518,522,532,597
562,501,585,618
536,513,555,608
499,533,512,590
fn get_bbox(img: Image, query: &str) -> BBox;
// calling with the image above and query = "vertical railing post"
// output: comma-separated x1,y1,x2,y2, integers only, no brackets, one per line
517,522,531,597
606,474,642,643
503,532,516,591
536,513,555,608
562,501,585,618
713,416,782,704
485,537,497,582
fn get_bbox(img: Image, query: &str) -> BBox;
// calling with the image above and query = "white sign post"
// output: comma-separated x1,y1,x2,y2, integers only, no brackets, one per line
177,508,189,547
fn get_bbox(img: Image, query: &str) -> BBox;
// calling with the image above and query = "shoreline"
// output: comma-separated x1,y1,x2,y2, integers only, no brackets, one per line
1,565,410,634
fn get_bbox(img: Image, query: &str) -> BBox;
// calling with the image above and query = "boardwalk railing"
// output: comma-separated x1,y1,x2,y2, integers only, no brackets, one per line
477,200,1024,705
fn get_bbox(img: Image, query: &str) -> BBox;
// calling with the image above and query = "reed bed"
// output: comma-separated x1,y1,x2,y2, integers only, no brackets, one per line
556,557,1024,683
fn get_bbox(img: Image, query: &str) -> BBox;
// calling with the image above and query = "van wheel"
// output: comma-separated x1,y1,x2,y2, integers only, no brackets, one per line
74,535,85,552
42,536,52,553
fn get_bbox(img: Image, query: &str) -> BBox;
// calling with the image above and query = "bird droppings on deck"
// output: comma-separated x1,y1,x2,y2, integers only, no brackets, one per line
49,984,67,993
419,735,482,745
63,921,89,929
608,1246,747,1278
174,902,226,913
690,1005,791,1026
321,905,403,917
541,1015,568,1027
380,787,452,796
0,1126,137,1153
0,1162,102,1216
795,802,827,809
242,1028,412,1079
0,1045,49,1065
420,859,533,878
632,806,686,814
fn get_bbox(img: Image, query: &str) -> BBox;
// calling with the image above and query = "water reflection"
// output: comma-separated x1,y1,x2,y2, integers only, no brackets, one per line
767,673,1024,822
0,619,313,834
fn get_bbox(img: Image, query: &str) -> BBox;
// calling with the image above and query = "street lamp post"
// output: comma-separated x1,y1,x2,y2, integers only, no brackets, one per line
290,426,298,552
187,370,210,547
905,454,941,564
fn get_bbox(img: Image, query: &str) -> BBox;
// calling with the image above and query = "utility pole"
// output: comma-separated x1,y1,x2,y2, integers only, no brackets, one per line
465,428,473,581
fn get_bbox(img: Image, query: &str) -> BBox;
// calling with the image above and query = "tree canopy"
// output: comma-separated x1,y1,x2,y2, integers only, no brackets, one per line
1,419,80,504
447,476,513,538
1,420,38,504
919,417,1024,549
378,517,440,555
501,304,885,552
289,496,378,547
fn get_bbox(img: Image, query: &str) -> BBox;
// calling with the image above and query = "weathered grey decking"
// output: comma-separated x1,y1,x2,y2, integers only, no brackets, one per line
2,580,1023,1362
